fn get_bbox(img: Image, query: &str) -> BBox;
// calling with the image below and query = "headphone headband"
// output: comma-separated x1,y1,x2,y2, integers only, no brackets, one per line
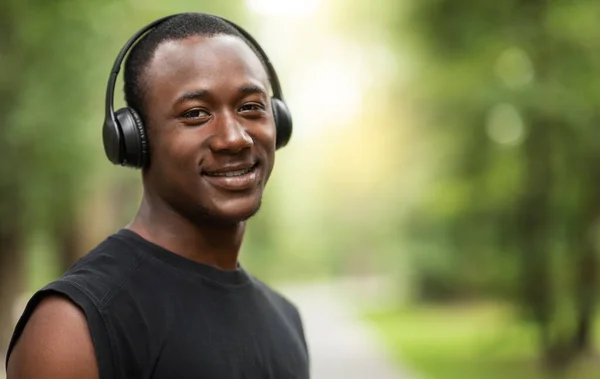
102,12,293,168
104,13,285,128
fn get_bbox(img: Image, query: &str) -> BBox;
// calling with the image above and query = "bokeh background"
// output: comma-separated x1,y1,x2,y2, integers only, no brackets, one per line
3,0,600,378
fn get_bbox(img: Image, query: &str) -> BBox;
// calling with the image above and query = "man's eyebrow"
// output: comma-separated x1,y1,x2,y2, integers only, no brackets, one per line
173,85,268,106
239,84,268,97
174,89,209,106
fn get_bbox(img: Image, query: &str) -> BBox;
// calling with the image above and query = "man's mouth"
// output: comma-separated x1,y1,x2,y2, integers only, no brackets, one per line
204,164,257,177
201,163,260,191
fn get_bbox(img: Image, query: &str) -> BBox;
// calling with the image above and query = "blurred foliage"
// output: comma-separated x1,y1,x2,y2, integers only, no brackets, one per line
3,0,600,376
366,304,600,379
306,0,600,374
377,0,600,372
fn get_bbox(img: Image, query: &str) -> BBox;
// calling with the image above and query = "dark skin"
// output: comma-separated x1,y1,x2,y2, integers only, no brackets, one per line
7,34,276,378
128,34,275,271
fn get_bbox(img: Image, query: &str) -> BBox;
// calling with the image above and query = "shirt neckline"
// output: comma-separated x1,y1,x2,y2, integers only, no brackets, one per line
114,228,252,288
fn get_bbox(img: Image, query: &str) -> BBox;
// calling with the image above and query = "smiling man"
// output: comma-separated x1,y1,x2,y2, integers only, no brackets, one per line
5,12,309,379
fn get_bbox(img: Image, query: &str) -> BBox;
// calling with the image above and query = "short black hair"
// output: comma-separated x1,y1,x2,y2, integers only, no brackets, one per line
123,12,268,123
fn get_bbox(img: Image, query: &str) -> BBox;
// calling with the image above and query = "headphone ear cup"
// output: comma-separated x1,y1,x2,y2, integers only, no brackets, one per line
271,98,292,149
103,114,124,166
115,107,149,168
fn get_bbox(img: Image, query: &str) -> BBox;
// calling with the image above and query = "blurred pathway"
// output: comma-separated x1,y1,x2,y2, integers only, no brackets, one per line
278,279,415,379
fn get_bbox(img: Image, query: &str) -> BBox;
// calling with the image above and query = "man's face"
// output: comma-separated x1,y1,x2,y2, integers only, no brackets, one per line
142,34,276,225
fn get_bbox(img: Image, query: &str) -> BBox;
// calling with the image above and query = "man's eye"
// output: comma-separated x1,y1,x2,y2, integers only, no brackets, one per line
182,109,209,118
239,103,265,112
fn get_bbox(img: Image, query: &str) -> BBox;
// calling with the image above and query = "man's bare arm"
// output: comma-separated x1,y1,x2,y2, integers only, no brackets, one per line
6,295,99,379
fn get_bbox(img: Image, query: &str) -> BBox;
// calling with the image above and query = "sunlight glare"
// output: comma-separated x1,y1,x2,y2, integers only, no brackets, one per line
288,56,366,136
246,0,319,17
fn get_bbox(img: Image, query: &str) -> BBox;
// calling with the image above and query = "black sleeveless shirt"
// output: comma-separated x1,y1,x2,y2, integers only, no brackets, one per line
6,229,310,379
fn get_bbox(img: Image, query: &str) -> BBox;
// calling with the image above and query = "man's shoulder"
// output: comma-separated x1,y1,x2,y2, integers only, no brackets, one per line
6,295,101,379
249,276,308,352
250,276,301,317
6,231,157,377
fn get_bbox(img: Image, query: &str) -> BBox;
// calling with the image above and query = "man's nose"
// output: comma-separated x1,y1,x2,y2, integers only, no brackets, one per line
208,112,253,154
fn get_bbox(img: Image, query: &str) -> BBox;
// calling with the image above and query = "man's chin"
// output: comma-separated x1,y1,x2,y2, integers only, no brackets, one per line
191,200,263,227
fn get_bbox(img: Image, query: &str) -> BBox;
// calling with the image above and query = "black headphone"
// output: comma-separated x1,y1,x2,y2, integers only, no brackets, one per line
102,13,293,169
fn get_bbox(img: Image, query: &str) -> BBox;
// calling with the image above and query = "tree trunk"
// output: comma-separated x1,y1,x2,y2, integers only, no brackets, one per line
515,117,582,370
54,209,83,274
573,305,593,353
0,224,24,362
518,119,552,320
571,196,600,354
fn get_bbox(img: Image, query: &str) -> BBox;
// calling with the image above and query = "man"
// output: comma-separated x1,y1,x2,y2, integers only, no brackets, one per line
5,12,309,379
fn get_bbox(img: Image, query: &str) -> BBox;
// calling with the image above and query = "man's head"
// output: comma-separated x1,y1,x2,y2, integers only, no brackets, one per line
123,13,270,124
123,13,277,226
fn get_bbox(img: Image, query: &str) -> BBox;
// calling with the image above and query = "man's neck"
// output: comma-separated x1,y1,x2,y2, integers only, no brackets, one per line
127,196,245,271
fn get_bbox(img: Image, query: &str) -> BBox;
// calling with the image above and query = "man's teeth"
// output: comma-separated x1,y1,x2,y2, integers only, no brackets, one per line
209,167,254,177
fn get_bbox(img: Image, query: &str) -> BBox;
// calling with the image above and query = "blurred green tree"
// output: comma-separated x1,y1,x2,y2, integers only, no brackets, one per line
394,0,600,370
0,0,122,359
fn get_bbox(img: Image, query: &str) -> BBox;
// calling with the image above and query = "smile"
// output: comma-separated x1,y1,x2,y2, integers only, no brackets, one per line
204,165,256,178
202,163,259,191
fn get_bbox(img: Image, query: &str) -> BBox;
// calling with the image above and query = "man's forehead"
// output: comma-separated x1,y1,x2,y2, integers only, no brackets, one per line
146,34,268,83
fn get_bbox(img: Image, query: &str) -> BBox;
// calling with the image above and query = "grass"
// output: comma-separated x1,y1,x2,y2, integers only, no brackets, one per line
365,302,600,379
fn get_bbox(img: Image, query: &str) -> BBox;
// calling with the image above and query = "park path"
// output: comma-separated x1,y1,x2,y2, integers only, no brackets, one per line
278,279,416,379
